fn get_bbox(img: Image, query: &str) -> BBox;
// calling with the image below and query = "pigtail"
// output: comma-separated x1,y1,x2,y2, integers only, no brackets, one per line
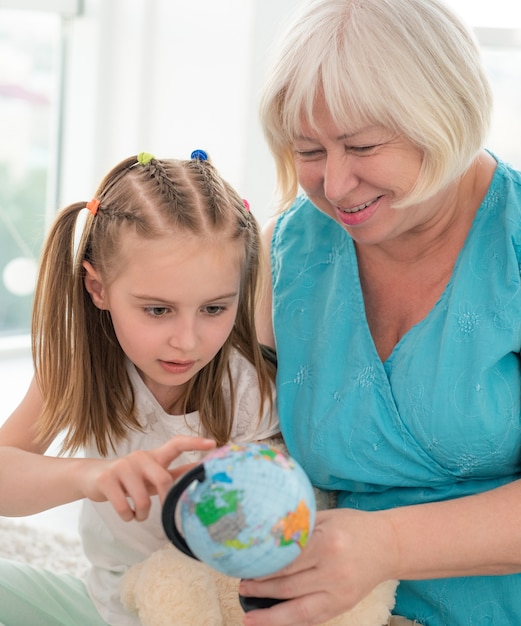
33,195,137,456
32,203,95,448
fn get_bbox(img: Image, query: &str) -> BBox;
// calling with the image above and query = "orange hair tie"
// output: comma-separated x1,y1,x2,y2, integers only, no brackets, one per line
86,198,100,216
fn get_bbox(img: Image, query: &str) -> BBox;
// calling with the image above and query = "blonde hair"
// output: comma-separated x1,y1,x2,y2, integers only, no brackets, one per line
32,155,275,455
260,0,493,210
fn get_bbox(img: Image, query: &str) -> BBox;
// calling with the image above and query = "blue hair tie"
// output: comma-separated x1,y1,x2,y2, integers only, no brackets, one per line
190,149,208,161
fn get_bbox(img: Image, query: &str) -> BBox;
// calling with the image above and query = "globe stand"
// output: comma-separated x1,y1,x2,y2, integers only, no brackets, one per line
238,593,284,612
161,463,207,556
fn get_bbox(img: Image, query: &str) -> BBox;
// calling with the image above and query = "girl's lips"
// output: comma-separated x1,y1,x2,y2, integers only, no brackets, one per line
159,360,195,375
335,195,383,226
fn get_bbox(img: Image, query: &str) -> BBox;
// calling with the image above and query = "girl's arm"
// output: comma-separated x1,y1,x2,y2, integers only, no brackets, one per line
0,376,85,515
256,217,277,349
0,376,215,520
239,479,521,626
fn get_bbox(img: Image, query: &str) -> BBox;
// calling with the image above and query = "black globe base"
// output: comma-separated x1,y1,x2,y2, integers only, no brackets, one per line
239,594,285,612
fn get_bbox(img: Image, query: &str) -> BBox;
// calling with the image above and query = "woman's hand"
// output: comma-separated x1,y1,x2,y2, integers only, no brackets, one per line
239,508,398,626
81,435,215,522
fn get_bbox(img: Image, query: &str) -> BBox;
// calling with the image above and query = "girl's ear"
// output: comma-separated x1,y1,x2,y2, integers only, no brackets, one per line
83,261,108,309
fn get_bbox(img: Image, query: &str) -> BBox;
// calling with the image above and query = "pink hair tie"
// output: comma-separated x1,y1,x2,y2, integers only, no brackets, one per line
242,199,250,211
86,199,100,216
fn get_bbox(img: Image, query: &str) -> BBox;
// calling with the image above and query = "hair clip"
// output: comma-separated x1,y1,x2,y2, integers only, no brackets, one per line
242,199,250,212
86,198,100,216
190,149,208,161
137,152,155,165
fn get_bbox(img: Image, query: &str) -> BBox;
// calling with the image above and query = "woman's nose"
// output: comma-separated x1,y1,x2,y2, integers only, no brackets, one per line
323,154,358,204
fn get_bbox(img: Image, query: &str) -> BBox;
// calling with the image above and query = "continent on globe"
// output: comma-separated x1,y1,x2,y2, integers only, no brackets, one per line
191,485,247,545
272,499,310,549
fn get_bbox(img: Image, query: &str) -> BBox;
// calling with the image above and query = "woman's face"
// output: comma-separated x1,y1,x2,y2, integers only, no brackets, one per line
292,96,427,245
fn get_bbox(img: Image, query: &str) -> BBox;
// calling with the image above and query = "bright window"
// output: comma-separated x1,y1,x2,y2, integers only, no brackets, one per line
0,9,60,336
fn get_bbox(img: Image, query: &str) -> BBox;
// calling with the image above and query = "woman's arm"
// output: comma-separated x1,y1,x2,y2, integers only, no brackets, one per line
239,479,521,626
383,478,521,579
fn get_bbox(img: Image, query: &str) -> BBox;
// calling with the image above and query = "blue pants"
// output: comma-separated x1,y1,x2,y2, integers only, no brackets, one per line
0,558,107,626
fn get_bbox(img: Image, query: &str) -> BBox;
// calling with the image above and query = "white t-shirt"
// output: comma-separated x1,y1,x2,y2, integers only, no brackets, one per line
80,349,279,625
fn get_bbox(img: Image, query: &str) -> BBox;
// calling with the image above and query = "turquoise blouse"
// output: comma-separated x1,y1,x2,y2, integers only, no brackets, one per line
271,157,521,625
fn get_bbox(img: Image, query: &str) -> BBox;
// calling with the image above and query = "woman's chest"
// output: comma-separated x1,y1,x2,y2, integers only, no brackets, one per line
360,259,455,361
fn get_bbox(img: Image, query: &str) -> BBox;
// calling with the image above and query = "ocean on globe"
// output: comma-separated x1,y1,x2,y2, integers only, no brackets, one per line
164,442,316,579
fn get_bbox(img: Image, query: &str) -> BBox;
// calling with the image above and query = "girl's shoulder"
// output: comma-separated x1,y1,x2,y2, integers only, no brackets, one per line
226,348,279,442
226,348,268,400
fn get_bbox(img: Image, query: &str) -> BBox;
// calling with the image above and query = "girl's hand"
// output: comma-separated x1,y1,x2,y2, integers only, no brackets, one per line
238,508,398,626
81,435,215,522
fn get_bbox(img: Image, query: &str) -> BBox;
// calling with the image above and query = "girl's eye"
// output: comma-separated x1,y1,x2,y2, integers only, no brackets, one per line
203,305,225,316
144,306,170,317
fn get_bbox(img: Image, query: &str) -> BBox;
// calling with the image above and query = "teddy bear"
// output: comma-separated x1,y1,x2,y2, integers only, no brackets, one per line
120,438,399,626
120,544,398,626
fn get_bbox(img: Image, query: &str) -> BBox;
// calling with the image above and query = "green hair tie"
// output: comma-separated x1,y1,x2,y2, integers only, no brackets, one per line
137,152,155,165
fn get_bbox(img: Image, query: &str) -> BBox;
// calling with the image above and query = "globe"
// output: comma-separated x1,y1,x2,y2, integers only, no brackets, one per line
162,441,316,579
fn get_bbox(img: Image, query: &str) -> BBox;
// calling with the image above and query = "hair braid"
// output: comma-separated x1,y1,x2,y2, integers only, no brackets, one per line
146,160,183,208
187,159,229,225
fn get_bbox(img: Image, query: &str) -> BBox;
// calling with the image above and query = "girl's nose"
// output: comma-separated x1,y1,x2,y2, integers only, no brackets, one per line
168,316,197,351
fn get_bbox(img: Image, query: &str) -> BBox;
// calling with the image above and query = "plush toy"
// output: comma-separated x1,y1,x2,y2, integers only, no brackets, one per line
120,439,398,626
121,545,397,626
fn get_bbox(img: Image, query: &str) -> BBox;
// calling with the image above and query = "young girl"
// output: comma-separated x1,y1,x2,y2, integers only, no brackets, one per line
0,151,279,625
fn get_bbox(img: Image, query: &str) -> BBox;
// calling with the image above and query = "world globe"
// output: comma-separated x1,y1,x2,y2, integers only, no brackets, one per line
162,441,316,579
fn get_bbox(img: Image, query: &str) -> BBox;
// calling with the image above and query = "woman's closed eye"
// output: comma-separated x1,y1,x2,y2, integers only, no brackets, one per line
295,148,324,161
346,144,379,155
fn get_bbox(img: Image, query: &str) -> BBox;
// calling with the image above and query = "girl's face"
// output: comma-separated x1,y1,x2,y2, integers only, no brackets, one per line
84,232,242,411
292,96,428,246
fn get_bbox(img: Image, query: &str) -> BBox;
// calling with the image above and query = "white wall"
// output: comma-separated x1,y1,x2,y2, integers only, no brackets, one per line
59,0,301,227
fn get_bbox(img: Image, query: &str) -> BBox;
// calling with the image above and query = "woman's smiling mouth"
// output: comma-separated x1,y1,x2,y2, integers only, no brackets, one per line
339,196,383,214
335,196,383,226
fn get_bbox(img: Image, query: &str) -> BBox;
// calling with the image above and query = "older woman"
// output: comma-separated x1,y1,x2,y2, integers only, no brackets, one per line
242,0,521,625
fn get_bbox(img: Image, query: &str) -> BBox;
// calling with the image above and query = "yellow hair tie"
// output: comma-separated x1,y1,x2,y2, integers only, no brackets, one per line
137,152,155,165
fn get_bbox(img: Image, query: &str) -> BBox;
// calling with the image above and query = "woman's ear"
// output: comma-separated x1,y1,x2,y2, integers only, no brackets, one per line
83,261,108,309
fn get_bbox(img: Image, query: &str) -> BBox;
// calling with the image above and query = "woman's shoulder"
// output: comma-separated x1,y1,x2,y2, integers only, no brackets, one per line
485,156,521,232
475,156,521,269
489,155,521,201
